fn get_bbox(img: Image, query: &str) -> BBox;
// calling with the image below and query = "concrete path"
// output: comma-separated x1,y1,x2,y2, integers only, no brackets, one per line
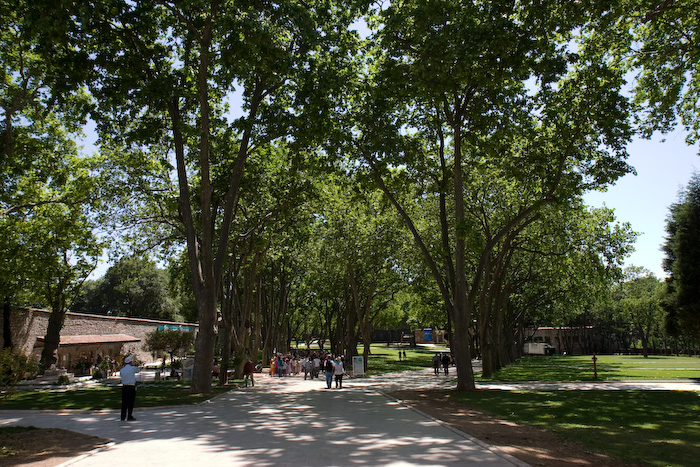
1,370,525,467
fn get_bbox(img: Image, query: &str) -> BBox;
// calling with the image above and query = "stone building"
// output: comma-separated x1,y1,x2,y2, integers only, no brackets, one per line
524,326,597,355
2,308,198,368
413,328,447,345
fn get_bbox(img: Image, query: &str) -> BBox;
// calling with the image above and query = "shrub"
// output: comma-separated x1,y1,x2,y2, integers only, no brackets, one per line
57,375,70,385
0,349,38,402
72,356,92,376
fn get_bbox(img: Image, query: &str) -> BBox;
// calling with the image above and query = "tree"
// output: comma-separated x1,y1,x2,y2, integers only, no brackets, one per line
34,186,104,371
314,179,406,369
0,1,102,365
73,256,181,321
352,0,634,390
662,173,700,339
144,329,194,376
36,0,367,394
615,267,663,357
625,0,700,146
478,203,635,369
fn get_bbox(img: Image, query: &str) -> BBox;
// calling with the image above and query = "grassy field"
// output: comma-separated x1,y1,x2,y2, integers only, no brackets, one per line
0,380,233,410
360,345,444,374
480,354,700,381
453,389,700,467
461,354,700,467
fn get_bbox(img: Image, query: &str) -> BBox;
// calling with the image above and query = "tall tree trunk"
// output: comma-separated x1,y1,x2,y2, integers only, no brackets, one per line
218,274,234,386
451,119,476,391
348,263,376,372
251,274,263,366
2,296,11,349
40,299,67,371
167,10,263,392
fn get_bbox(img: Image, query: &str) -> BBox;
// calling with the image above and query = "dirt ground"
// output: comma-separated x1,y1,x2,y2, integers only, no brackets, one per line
0,428,109,467
2,389,640,467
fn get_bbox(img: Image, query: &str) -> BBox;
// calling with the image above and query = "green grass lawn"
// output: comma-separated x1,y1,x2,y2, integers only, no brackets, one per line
480,354,700,381
454,389,700,467
0,382,233,410
461,354,700,466
359,345,443,375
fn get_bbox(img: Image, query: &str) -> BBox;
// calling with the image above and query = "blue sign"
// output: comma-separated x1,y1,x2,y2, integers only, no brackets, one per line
157,324,193,332
424,328,432,342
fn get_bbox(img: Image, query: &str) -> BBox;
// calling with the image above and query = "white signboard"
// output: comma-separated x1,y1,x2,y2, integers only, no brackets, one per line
352,356,364,376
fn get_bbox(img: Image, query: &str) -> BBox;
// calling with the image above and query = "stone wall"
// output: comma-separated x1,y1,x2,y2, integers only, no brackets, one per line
2,308,198,364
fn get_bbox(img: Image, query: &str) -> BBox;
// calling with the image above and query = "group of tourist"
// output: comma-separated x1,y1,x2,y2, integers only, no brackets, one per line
432,352,453,375
269,352,346,389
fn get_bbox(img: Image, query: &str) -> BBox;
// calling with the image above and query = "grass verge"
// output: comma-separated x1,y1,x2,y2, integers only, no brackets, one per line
454,389,700,467
360,345,444,375
479,354,700,381
0,382,233,410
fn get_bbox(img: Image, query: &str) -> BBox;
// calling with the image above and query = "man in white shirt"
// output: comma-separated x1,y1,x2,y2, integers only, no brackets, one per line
120,356,140,421
312,355,321,379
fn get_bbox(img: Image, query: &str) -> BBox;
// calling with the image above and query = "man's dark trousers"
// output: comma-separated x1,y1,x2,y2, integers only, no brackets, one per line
121,385,136,420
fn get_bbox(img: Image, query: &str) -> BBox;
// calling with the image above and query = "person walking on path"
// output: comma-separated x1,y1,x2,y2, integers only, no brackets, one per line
432,353,441,375
120,356,140,421
313,355,321,379
243,358,255,387
333,356,345,389
441,353,450,376
324,356,334,389
302,357,311,380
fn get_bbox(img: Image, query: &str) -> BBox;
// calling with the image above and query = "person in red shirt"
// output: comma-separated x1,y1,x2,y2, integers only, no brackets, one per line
243,358,255,387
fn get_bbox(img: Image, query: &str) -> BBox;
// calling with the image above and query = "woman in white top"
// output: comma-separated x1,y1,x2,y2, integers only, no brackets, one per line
333,356,345,389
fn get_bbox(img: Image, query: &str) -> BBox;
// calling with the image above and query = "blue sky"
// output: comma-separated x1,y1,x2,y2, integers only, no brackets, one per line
584,130,698,278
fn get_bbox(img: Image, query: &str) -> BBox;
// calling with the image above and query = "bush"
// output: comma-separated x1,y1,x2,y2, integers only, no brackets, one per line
72,356,92,376
57,375,70,385
0,349,38,401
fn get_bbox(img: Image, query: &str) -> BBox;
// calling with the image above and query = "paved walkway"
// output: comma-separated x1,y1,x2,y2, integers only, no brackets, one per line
3,368,699,467
1,369,525,467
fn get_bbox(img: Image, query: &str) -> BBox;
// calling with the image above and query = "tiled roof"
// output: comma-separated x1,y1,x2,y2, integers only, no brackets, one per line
37,334,141,345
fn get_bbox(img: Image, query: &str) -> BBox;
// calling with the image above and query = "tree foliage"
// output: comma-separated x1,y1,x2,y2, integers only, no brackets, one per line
144,329,194,376
614,267,663,357
350,0,635,388
73,256,181,321
32,0,369,394
0,1,103,367
662,173,700,338
0,348,38,400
